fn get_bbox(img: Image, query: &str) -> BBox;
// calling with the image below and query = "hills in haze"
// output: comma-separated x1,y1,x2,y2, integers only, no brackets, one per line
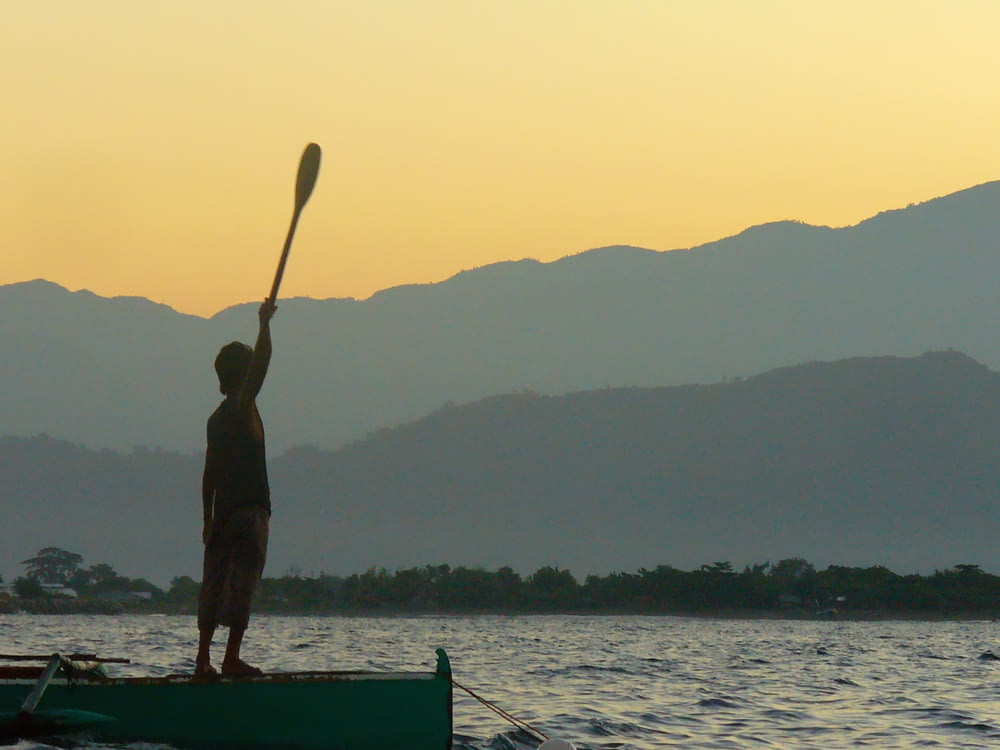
3,180,1000,454
2,351,999,585
4,181,1000,582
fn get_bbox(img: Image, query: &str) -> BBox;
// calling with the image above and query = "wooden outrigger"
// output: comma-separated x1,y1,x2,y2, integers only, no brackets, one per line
0,649,453,749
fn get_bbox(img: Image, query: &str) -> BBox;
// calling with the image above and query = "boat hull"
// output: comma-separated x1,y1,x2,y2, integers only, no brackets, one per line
0,650,453,750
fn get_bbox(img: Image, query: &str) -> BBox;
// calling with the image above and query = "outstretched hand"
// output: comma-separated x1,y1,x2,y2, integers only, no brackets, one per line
259,299,278,325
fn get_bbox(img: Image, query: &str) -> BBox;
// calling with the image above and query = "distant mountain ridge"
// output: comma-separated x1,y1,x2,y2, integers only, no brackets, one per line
3,180,1000,452
1,351,998,585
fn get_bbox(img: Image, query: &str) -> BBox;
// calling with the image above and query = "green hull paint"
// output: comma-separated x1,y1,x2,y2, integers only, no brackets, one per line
0,649,453,750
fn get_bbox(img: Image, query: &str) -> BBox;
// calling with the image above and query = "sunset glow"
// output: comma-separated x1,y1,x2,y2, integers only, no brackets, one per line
4,1,999,316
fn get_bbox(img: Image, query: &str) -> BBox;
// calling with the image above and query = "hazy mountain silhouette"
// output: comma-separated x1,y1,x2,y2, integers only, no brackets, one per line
3,181,1000,453
2,351,998,585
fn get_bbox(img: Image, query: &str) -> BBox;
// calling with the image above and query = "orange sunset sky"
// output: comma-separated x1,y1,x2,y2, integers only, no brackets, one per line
3,1,1000,317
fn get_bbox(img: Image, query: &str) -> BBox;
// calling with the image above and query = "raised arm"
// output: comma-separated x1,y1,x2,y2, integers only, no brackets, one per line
236,300,276,414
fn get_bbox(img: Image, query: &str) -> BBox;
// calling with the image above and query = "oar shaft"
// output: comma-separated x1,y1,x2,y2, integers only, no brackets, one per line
265,142,321,306
267,209,302,306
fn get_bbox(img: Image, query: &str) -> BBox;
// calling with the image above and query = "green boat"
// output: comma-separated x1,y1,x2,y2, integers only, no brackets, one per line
0,649,453,749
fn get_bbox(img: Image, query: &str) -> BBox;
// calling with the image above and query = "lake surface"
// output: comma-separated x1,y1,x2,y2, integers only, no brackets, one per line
3,614,1000,749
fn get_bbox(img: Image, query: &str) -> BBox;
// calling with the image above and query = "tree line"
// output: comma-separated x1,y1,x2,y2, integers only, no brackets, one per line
5,548,1000,615
3,547,160,601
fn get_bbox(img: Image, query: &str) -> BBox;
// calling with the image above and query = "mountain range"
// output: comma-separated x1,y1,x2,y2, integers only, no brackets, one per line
4,180,1000,454
2,351,998,585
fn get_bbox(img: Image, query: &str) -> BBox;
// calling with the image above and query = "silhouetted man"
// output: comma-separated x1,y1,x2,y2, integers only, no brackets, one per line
195,300,276,677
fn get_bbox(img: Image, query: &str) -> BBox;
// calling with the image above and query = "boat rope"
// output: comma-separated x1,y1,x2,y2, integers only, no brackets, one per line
450,678,549,743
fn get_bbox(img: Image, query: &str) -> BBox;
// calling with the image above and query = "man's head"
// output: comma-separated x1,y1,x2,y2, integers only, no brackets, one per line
215,341,253,394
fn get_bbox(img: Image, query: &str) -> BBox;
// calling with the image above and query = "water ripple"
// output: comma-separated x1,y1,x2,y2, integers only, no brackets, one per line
4,615,1000,749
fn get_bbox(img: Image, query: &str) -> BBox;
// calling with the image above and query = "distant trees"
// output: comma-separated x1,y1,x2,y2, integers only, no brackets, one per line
150,557,1000,616
9,553,1000,616
768,557,818,605
14,547,163,603
21,547,83,584
68,562,152,596
162,576,199,607
13,577,45,599
525,566,577,608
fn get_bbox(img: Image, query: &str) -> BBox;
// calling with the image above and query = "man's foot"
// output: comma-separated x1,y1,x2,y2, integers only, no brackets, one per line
221,659,263,677
193,662,218,680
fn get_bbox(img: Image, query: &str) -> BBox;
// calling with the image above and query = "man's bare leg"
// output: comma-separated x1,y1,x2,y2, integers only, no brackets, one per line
221,626,262,676
195,627,217,675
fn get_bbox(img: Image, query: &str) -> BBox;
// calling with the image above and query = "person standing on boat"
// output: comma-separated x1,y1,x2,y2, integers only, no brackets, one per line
195,300,276,677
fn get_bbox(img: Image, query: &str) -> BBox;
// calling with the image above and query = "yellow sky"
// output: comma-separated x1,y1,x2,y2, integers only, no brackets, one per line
3,1,999,317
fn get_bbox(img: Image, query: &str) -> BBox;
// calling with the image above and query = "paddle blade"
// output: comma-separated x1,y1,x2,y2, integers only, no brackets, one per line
295,142,322,211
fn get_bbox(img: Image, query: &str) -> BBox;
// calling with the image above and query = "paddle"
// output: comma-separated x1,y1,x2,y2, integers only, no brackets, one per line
266,142,322,307
233,142,321,407
0,653,116,739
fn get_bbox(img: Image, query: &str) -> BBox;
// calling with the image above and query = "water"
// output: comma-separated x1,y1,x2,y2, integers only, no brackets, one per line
4,614,1000,748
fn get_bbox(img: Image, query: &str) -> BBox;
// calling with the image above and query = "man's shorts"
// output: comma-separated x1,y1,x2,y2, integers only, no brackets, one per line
197,505,269,630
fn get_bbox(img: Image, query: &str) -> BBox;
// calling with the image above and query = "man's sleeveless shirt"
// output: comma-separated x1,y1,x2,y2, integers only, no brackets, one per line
207,399,271,521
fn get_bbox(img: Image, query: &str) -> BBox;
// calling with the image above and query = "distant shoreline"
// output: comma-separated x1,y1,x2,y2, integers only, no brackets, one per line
3,600,999,622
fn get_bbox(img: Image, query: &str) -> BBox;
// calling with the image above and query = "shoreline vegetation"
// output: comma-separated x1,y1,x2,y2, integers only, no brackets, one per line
4,548,1000,620
5,601,1000,622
